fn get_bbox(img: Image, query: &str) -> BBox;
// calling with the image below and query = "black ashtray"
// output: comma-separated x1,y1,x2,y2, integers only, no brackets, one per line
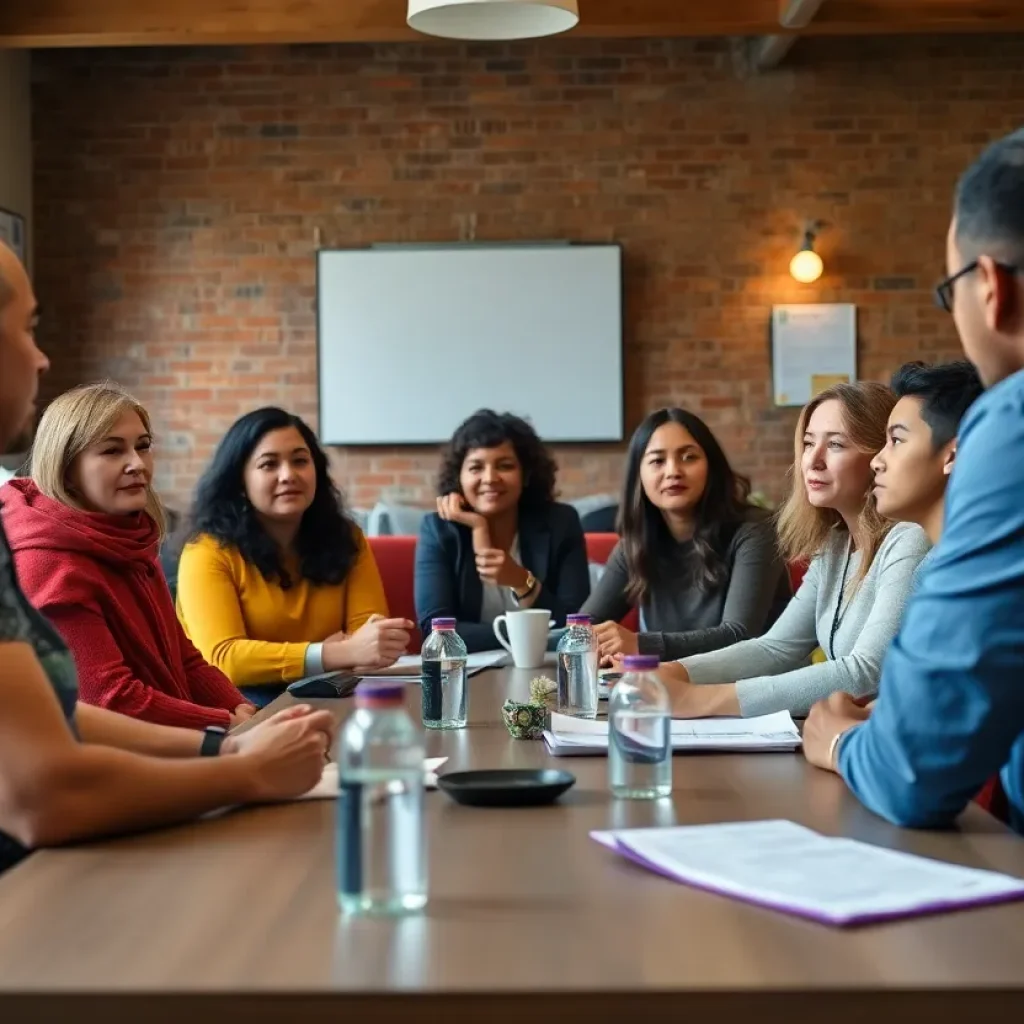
436,769,576,808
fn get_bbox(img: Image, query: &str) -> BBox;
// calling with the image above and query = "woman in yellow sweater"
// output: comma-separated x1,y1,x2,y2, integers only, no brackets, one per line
176,408,413,705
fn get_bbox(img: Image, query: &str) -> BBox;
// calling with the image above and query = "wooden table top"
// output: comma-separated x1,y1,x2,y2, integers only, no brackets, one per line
2,668,1024,1022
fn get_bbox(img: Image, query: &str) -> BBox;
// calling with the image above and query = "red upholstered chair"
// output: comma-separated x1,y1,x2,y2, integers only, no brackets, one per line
367,535,422,651
584,532,640,632
974,776,1010,822
788,559,808,593
584,532,619,565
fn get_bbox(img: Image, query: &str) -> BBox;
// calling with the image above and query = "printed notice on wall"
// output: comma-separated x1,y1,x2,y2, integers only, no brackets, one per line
771,304,857,407
0,208,25,262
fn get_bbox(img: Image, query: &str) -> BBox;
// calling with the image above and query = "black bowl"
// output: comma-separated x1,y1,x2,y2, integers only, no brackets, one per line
436,769,576,808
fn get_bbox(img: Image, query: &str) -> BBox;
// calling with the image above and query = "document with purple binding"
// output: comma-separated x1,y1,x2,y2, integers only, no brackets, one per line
544,710,801,755
591,820,1024,927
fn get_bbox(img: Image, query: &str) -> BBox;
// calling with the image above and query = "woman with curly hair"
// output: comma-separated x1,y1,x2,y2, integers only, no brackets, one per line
415,409,590,652
176,408,412,705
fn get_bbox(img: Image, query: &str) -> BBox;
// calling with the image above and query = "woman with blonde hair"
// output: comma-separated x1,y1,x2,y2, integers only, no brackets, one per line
0,382,253,730
657,381,932,718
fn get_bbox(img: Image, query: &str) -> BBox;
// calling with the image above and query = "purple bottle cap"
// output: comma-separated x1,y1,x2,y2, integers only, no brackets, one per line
621,655,660,672
566,613,592,625
431,617,457,630
355,681,405,706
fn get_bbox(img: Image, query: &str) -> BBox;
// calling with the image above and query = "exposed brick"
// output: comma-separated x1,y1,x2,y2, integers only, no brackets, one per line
874,277,919,291
31,34,1024,512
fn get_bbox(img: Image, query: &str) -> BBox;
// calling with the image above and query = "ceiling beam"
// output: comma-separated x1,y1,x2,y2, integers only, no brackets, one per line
779,0,827,29
2,0,1024,49
816,0,1024,32
753,0,827,71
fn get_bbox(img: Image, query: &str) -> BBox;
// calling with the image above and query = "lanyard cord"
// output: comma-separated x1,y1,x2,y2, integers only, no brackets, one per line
829,539,854,661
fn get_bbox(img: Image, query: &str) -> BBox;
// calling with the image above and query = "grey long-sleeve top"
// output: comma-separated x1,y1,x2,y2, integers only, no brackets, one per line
680,521,932,717
581,510,792,661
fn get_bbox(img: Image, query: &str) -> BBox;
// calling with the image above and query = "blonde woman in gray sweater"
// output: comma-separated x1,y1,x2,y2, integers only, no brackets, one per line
658,381,931,719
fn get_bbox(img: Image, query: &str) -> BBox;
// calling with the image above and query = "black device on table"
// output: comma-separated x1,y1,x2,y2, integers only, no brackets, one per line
286,671,361,699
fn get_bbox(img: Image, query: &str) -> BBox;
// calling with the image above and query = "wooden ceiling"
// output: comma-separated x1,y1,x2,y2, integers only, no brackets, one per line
1,0,1022,48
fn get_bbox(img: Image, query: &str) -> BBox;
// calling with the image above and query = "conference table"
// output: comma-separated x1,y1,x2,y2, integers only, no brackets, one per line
1,667,1024,1023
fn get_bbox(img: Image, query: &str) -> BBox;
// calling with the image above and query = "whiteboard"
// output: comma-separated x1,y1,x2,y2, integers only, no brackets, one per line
316,245,623,445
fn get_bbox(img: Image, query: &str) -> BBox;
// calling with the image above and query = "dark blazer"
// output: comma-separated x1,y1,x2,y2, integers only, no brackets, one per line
415,503,591,653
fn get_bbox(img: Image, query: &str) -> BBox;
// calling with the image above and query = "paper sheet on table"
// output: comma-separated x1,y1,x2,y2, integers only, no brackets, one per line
296,758,448,799
361,650,508,679
543,710,801,755
591,820,1024,927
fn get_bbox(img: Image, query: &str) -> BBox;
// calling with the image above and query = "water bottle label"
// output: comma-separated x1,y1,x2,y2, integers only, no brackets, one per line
421,661,442,722
337,780,362,895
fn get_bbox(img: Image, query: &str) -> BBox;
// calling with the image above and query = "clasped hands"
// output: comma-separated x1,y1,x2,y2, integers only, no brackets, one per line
593,620,639,666
803,692,873,772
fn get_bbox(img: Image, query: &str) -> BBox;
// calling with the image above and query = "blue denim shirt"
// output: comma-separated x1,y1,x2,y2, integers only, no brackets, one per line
838,367,1024,833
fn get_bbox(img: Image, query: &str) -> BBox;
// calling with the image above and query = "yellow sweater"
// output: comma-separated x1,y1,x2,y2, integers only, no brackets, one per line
176,529,389,687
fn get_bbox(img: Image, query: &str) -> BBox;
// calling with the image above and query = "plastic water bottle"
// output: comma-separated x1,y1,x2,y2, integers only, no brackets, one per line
420,617,468,729
556,613,599,719
609,655,672,800
336,681,427,916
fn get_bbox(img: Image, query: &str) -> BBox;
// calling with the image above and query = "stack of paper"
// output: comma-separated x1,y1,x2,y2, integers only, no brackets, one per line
361,650,508,680
543,711,801,756
298,758,449,799
591,820,1024,926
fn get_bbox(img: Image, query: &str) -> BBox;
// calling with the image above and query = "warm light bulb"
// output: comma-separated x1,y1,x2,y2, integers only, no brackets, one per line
790,247,823,283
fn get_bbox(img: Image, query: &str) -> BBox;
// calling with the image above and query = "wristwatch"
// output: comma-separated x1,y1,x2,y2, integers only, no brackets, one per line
511,571,538,605
200,725,228,757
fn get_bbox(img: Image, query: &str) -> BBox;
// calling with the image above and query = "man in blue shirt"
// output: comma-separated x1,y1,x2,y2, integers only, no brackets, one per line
803,127,1024,833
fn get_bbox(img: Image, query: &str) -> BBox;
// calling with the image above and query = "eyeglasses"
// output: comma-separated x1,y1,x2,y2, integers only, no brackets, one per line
934,260,1019,313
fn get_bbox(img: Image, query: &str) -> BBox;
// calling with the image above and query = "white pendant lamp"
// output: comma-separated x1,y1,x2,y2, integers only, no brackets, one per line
407,0,580,41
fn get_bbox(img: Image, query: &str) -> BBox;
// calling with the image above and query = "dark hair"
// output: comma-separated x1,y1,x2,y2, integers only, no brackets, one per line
619,408,751,603
955,127,1024,262
437,409,557,512
188,407,359,588
890,360,984,451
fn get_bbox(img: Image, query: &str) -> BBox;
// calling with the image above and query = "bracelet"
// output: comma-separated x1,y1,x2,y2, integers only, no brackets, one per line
200,726,227,757
827,729,847,771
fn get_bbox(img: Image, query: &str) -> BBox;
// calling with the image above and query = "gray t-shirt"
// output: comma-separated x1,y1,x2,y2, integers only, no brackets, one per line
581,509,792,660
681,521,932,717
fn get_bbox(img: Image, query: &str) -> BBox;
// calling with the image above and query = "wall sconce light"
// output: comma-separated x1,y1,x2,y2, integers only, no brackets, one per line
790,222,824,283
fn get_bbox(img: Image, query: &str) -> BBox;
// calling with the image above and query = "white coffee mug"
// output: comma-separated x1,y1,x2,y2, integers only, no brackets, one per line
492,609,554,669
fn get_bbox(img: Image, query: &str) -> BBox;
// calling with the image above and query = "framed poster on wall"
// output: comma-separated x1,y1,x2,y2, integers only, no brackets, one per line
771,303,857,407
0,207,26,262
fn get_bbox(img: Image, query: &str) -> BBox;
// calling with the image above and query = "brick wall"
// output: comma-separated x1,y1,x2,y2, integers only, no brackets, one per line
31,35,1024,513
0,50,30,262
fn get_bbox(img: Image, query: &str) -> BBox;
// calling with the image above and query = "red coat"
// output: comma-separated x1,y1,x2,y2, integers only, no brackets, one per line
1,479,245,729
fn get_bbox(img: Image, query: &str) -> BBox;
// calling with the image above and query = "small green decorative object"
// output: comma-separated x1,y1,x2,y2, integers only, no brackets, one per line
501,698,548,740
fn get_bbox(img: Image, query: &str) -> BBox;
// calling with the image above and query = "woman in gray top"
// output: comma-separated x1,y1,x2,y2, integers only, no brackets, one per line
659,382,932,718
582,408,791,663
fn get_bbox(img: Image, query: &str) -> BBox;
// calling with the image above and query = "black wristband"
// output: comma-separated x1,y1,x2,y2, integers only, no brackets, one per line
200,726,228,757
